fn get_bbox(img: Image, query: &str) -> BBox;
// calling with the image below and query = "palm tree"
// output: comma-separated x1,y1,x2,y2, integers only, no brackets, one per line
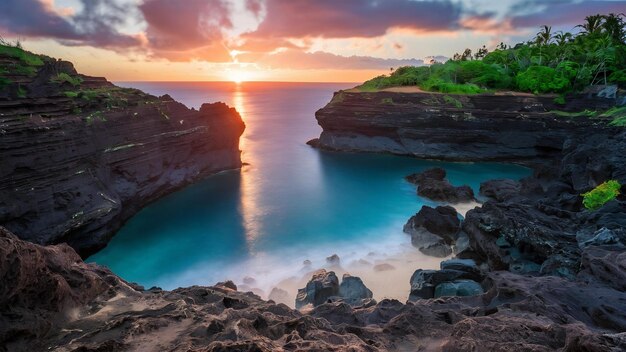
576,15,605,36
554,31,573,46
535,25,553,45
602,13,626,44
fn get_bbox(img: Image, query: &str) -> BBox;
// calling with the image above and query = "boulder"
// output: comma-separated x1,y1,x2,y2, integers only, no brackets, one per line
409,259,484,301
295,270,339,309
404,206,461,243
338,274,373,306
326,254,341,266
404,206,461,257
406,168,475,203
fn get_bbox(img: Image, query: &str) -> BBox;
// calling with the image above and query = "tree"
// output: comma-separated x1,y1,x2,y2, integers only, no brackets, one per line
536,25,553,46
577,15,605,36
602,13,626,44
461,48,473,61
554,31,573,46
474,45,489,60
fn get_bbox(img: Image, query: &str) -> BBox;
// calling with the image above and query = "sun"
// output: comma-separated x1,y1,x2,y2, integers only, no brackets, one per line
229,69,249,84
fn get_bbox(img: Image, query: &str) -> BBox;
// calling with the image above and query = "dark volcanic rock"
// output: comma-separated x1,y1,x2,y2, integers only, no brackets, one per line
0,55,245,256
2,227,626,351
295,270,339,309
338,274,374,306
312,90,615,162
409,259,484,301
404,205,461,257
407,168,475,203
479,179,522,202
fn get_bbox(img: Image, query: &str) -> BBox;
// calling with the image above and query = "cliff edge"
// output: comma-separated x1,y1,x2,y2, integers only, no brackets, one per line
0,47,245,256
311,89,621,164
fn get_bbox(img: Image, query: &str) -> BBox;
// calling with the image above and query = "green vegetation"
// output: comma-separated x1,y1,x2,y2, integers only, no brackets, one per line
51,73,83,87
0,41,44,66
357,13,626,95
380,97,394,104
582,180,622,210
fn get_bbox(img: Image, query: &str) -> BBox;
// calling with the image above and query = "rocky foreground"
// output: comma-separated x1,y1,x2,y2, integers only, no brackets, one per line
0,48,245,256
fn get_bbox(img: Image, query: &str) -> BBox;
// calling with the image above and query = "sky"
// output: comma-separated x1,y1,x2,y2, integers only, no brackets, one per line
1,0,625,82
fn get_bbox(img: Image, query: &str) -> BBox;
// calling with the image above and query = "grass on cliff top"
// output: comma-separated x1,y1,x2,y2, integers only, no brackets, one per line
582,180,621,210
0,43,45,67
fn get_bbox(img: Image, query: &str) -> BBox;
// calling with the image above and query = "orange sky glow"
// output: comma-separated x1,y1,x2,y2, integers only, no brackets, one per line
2,0,625,82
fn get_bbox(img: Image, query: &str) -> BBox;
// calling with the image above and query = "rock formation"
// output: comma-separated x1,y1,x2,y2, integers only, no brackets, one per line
0,50,245,256
406,167,475,203
310,90,615,163
2,226,625,351
403,205,461,257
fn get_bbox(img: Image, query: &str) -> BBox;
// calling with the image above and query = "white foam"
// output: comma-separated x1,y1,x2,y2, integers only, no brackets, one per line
160,221,445,308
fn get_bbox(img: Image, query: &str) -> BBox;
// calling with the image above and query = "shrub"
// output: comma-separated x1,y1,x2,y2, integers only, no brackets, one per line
516,66,570,94
582,180,621,210
51,73,83,87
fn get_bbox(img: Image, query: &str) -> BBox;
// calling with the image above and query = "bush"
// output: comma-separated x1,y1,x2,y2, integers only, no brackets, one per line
422,78,484,94
516,66,570,94
51,73,83,87
582,180,621,210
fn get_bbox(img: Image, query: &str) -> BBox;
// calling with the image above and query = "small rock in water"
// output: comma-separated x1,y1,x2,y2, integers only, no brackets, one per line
373,263,396,272
357,259,372,266
243,276,256,285
303,259,312,266
326,254,341,265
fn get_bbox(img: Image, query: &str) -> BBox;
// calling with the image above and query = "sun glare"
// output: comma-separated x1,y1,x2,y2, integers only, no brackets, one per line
229,70,249,84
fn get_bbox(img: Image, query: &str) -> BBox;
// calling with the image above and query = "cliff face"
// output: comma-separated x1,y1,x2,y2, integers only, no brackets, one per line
312,90,616,163
0,50,245,256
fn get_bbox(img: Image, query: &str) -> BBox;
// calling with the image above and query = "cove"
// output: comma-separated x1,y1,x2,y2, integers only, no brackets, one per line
88,82,531,304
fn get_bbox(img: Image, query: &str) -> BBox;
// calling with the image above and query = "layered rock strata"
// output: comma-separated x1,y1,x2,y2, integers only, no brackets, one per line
310,90,616,163
0,51,245,256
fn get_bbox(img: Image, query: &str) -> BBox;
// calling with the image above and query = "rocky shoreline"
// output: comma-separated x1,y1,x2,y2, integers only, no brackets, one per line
0,52,245,256
2,58,626,350
308,90,618,165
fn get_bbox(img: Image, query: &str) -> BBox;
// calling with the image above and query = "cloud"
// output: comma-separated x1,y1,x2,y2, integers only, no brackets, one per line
248,0,464,39
510,0,626,28
0,0,141,48
239,49,425,70
138,0,234,61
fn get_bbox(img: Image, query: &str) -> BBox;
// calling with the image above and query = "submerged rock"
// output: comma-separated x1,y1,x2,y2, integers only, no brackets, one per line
325,254,341,266
406,168,475,203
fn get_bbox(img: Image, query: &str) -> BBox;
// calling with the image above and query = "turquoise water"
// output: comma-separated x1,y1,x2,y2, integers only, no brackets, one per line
89,82,530,300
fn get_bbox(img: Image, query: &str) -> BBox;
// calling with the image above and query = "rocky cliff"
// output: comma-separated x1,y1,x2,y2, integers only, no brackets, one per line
0,48,245,256
311,90,618,163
